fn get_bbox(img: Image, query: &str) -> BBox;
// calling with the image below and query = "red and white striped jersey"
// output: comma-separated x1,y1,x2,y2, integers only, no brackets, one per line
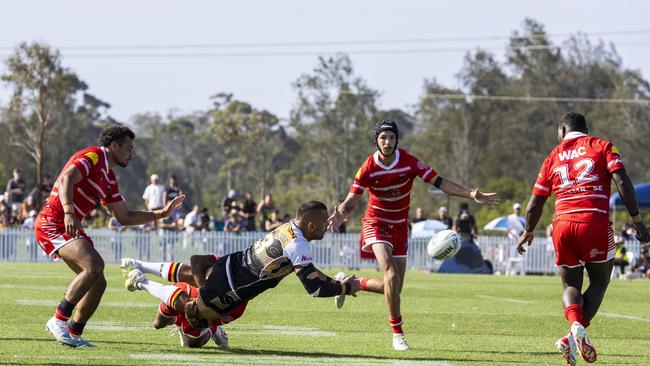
43,146,124,220
350,148,437,224
531,132,624,223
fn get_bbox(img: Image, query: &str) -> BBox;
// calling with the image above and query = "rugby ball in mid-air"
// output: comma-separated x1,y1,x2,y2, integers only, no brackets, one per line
427,230,461,260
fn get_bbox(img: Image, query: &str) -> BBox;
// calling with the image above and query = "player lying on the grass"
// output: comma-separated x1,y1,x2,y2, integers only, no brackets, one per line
328,119,499,351
517,112,650,366
123,200,361,342
121,256,245,348
34,126,185,348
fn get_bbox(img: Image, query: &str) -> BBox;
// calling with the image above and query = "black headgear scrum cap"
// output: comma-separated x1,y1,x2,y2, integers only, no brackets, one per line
373,120,399,147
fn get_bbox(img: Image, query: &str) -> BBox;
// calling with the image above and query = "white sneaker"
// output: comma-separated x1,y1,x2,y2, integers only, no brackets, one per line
334,272,348,309
556,333,577,366
571,321,596,363
125,269,147,292
45,317,79,347
211,326,229,348
392,333,409,351
120,258,138,279
71,335,96,348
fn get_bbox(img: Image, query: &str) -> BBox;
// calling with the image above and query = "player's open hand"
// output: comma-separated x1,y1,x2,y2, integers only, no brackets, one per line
327,209,344,233
517,230,535,254
162,194,185,218
471,189,500,205
341,274,361,296
64,212,83,238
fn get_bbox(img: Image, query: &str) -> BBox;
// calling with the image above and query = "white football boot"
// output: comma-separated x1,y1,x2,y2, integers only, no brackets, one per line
120,258,138,279
70,335,96,348
556,332,577,366
392,333,409,351
211,326,229,348
334,272,349,309
45,317,79,347
571,321,596,363
125,269,147,292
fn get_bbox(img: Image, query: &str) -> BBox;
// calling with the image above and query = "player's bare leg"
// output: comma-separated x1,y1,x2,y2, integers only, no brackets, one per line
560,265,596,363
582,260,614,322
48,238,106,347
371,244,408,350
121,258,194,285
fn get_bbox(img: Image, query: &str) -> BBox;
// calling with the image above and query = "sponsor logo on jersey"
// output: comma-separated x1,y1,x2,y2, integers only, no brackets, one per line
84,151,99,165
558,147,587,161
589,248,605,258
611,146,620,155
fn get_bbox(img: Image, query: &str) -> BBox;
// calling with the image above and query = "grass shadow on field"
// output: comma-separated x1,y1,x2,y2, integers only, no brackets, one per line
0,336,170,347
0,363,125,366
189,347,528,364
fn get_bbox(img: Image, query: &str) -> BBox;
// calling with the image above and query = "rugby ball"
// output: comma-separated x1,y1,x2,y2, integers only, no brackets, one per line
427,230,461,260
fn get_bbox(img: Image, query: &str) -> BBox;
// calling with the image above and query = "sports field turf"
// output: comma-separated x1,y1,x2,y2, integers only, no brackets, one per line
1,262,649,365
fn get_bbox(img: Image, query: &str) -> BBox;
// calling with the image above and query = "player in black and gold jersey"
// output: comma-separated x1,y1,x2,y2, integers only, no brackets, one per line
124,200,361,339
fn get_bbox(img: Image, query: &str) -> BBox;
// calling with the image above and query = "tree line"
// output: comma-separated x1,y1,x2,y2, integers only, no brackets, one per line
1,19,649,230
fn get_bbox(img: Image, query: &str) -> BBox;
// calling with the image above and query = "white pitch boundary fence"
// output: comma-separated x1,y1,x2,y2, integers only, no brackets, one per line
0,228,642,275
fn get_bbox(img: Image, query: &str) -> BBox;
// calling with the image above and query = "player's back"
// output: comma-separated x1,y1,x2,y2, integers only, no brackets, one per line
533,132,624,223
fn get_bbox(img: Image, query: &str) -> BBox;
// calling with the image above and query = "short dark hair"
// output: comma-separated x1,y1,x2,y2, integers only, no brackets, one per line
296,200,328,221
98,125,135,147
559,112,588,133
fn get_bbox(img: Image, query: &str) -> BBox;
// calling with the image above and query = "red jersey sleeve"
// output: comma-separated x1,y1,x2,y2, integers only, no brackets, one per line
532,156,552,197
101,175,124,205
350,160,371,195
413,158,437,183
72,150,102,178
604,142,625,173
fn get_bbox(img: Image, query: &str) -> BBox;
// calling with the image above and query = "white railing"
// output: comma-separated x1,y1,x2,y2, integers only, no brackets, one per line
0,228,642,275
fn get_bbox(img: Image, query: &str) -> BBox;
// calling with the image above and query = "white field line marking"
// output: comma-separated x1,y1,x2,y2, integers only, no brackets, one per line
130,353,454,366
16,299,153,308
0,284,124,292
475,295,534,304
600,312,650,322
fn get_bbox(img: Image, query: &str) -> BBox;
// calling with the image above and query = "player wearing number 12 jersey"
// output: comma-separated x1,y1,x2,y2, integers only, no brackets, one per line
517,112,649,365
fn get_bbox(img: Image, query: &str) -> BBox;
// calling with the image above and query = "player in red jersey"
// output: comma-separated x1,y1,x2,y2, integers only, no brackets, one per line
517,112,649,365
119,256,247,348
328,120,498,350
35,126,185,348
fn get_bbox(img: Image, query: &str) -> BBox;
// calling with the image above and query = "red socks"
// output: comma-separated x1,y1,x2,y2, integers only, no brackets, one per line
564,304,590,328
389,315,404,334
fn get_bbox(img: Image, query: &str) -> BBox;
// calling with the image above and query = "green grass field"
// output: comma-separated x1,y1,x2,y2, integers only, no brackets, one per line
1,263,649,366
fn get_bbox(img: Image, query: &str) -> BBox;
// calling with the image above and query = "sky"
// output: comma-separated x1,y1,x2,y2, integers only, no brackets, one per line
1,0,649,123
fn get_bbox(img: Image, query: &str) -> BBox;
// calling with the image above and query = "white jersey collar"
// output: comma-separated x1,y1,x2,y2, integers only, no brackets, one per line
373,148,400,170
563,131,587,141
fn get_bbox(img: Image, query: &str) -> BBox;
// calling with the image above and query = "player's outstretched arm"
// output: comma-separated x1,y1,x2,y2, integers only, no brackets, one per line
106,194,185,226
295,264,360,297
517,195,548,254
328,192,362,232
612,169,650,243
435,178,500,205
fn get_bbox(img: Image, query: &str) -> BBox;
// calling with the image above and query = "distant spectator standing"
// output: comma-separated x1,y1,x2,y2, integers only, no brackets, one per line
19,195,37,223
265,209,283,231
28,174,53,207
257,193,276,230
435,206,453,229
224,209,244,233
241,192,257,231
164,175,183,219
142,174,166,211
221,189,237,219
6,168,26,213
507,203,526,240
184,205,201,233
412,207,427,223
453,202,478,242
